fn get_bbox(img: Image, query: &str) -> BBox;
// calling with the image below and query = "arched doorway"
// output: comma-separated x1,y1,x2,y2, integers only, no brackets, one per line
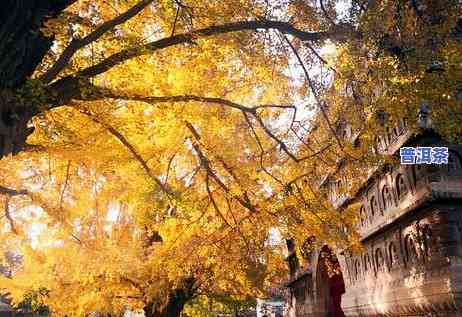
315,245,346,317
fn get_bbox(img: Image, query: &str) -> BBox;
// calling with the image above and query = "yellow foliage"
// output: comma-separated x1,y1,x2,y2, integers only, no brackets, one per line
0,0,461,316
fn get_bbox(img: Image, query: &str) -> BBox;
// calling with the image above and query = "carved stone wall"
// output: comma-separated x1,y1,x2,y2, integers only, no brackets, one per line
341,204,462,316
284,140,462,316
284,272,315,317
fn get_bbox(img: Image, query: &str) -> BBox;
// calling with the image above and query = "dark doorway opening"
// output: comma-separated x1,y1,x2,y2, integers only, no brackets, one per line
316,245,346,317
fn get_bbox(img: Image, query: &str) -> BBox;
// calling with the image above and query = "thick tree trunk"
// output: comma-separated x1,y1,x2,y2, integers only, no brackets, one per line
143,278,196,317
0,0,74,158
0,95,34,157
0,0,74,88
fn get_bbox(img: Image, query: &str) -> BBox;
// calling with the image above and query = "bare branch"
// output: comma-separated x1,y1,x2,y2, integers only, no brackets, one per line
205,174,232,227
281,35,348,154
76,108,174,197
41,0,155,83
93,90,302,163
304,42,340,75
59,160,72,210
104,92,263,113
70,233,83,245
55,86,304,165
164,153,176,186
286,36,361,162
171,6,181,36
104,127,173,196
224,197,252,254
0,186,28,196
251,112,299,162
185,121,257,213
253,104,297,111
319,0,336,26
242,113,284,185
290,127,333,166
4,196,18,234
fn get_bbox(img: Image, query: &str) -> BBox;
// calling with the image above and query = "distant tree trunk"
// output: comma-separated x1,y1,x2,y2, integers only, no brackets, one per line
143,278,196,317
234,305,239,317
0,0,75,158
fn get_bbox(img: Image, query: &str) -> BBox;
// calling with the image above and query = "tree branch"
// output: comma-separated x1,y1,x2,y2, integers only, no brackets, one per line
164,153,176,186
46,82,306,165
304,42,339,75
242,112,284,185
86,88,303,163
41,0,155,83
101,92,266,113
3,196,17,234
319,0,336,26
171,6,181,36
185,121,257,213
76,108,174,197
67,19,354,78
0,186,28,196
250,112,299,162
44,78,296,114
282,35,357,160
205,174,232,227
59,160,72,210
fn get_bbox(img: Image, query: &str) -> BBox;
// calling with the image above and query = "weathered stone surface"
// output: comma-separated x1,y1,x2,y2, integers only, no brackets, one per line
284,124,462,317
0,301,13,317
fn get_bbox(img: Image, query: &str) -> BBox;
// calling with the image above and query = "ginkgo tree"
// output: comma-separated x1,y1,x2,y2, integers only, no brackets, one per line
0,0,461,316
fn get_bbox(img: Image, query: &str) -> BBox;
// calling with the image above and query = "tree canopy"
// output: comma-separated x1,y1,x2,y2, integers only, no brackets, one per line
0,0,461,316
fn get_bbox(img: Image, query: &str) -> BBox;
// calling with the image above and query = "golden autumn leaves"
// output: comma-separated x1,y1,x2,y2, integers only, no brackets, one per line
0,0,460,316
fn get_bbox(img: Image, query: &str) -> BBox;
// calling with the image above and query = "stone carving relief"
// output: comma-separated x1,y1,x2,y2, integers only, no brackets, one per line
404,233,419,264
448,150,462,171
364,253,372,275
388,242,399,270
375,247,385,274
381,185,392,211
370,196,378,219
396,173,409,201
354,259,361,281
286,145,462,317
359,206,366,227
345,215,441,285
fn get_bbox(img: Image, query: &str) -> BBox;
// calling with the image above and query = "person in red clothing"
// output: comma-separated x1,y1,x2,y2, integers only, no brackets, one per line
329,272,346,317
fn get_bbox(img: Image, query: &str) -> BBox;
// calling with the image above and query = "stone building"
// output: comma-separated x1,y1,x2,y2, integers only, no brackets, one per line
283,117,462,316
